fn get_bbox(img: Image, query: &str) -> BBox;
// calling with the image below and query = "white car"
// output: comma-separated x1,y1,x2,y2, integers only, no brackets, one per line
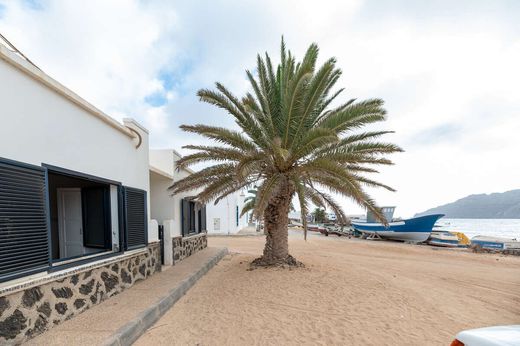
451,325,520,346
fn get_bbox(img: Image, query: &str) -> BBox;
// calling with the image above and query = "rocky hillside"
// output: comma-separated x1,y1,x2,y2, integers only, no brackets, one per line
415,189,520,219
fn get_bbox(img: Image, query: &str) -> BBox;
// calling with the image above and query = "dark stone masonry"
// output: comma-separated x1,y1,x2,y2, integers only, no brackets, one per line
0,243,161,345
172,233,208,264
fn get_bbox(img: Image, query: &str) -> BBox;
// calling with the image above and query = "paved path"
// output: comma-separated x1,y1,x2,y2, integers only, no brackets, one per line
27,247,227,346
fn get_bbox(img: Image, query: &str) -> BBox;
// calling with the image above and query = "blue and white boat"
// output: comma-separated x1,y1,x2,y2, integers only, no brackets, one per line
471,236,520,250
351,212,444,243
428,231,461,247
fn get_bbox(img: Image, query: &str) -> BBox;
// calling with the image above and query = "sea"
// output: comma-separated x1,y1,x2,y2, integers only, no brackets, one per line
434,218,520,240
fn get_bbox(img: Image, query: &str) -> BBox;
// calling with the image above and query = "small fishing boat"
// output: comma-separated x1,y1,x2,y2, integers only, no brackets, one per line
471,236,520,250
307,224,326,233
428,231,460,247
351,213,444,242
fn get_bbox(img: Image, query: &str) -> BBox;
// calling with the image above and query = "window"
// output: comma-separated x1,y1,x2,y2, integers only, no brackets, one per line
0,157,148,283
181,198,206,236
47,171,114,261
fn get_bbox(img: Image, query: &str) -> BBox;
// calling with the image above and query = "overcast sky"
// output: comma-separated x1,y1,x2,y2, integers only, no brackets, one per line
1,0,519,217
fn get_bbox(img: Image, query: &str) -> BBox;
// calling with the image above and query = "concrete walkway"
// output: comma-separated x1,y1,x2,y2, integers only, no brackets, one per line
27,247,227,346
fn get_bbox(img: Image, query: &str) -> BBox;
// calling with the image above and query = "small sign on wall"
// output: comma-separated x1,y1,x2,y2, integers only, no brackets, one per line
213,218,220,231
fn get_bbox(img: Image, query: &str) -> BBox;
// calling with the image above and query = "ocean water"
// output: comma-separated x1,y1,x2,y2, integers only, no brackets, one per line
435,218,520,240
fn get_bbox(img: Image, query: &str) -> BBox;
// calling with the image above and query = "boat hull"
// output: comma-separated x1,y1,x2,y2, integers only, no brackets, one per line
351,214,444,242
428,239,460,247
428,232,462,247
471,236,520,250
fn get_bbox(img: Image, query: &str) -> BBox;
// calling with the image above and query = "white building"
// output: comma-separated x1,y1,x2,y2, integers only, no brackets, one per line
0,41,231,343
0,43,152,275
0,43,159,343
149,149,248,236
149,149,201,236
206,190,249,235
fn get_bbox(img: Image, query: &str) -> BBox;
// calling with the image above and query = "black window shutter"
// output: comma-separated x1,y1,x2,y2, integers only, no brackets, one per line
181,199,189,236
82,187,111,249
0,158,50,282
201,206,207,232
123,186,147,249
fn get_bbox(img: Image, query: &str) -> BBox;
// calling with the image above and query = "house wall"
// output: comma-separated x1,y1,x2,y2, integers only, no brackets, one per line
0,50,149,210
149,149,175,175
149,171,175,226
0,47,158,343
206,191,248,234
149,149,195,237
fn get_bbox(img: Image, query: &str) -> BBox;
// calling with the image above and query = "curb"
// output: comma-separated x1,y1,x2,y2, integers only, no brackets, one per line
103,247,228,346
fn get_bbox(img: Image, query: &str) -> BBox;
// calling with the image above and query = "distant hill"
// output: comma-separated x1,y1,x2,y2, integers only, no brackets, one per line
415,189,520,219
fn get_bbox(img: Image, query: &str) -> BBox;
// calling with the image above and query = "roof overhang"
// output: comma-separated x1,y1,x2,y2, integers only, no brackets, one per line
149,165,174,180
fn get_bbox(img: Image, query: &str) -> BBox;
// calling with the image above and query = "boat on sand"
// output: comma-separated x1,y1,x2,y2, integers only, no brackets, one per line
351,214,444,242
428,230,470,247
428,231,460,247
471,236,520,250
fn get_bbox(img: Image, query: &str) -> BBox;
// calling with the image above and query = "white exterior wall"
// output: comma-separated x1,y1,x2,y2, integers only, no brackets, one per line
149,149,175,174
149,149,194,238
149,149,250,236
206,191,248,234
149,171,174,226
0,47,151,231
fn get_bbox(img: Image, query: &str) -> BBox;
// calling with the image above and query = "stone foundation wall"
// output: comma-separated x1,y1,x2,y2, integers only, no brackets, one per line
172,233,207,264
0,243,161,345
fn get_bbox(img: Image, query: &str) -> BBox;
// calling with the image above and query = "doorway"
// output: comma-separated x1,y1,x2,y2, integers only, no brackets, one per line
57,188,84,258
48,170,117,262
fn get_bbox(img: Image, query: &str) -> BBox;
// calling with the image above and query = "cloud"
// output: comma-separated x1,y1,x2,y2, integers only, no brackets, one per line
1,0,519,217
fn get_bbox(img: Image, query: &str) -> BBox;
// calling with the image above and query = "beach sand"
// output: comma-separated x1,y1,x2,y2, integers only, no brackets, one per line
136,232,520,345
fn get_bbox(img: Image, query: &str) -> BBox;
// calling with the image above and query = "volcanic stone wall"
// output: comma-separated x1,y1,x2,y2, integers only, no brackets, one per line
0,243,161,345
172,233,207,264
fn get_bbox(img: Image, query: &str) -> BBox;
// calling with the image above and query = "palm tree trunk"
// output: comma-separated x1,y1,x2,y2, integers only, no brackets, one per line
252,181,301,267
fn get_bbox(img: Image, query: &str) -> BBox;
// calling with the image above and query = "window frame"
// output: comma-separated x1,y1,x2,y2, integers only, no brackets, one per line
44,164,123,266
0,158,152,283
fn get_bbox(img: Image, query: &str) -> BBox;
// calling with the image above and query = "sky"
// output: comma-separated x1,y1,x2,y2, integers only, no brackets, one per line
1,0,519,217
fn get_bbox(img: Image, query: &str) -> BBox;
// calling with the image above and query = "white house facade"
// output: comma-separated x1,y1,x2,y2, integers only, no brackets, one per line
149,149,207,266
0,43,213,344
0,45,159,343
149,149,249,236
206,190,249,235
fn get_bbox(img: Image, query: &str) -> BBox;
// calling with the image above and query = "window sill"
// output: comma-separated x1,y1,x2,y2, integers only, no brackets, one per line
51,250,114,267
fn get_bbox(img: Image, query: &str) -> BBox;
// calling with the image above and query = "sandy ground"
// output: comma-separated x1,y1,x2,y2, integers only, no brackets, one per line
136,231,520,345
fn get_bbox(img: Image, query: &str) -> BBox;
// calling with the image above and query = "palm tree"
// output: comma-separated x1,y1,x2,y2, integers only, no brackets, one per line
242,188,294,233
312,208,326,224
169,39,402,266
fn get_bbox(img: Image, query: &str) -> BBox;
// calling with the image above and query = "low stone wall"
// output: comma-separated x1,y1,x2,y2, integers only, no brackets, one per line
172,233,207,264
0,243,161,345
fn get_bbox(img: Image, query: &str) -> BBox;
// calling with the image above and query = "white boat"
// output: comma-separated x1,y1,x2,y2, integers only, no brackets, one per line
471,235,520,250
428,231,460,247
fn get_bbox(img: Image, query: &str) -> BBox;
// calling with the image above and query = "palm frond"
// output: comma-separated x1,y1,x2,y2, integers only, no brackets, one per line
180,124,257,151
